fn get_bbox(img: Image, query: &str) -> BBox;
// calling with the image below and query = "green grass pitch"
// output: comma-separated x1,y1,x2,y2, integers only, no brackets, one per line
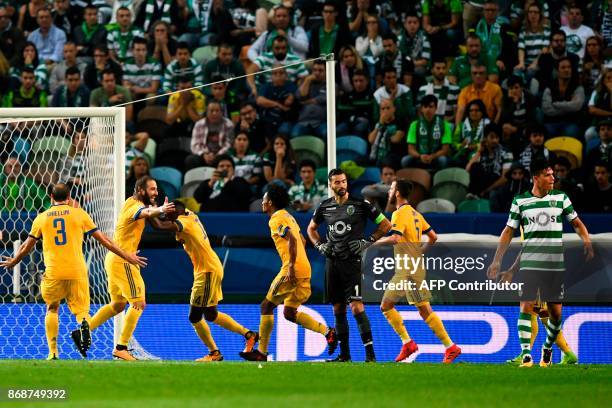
1,361,611,407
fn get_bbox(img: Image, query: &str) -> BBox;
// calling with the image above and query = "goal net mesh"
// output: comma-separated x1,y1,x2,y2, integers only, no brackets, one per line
0,114,151,359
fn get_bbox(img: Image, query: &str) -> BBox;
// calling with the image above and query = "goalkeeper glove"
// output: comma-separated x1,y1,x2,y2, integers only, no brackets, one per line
315,241,334,257
348,238,374,255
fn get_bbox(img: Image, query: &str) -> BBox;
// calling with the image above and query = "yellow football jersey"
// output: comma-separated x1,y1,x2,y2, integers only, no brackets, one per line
106,197,146,263
391,203,432,243
29,204,97,280
175,212,223,274
269,209,311,278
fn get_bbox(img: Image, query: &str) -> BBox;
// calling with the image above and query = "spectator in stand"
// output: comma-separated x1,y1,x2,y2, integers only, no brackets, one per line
107,7,143,65
307,1,351,59
237,101,268,154
122,37,162,104
185,101,235,170
583,162,612,212
0,5,25,61
376,33,413,82
337,69,373,138
288,159,327,212
585,119,612,175
292,60,327,138
51,66,89,107
229,0,267,49
89,69,133,124
553,155,582,207
465,124,513,198
162,42,204,93
27,7,65,65
9,41,49,91
262,135,297,188
516,2,550,84
542,56,585,138
228,131,262,188
586,68,612,141
449,34,498,88
125,157,166,201
421,0,462,59
369,98,406,168
561,4,594,59
500,75,538,156
52,0,78,38
373,66,415,124
453,99,490,166
148,21,177,70
362,163,396,212
355,14,383,81
18,0,47,38
165,76,206,138
348,0,386,37
247,36,307,96
335,45,364,95
2,66,47,107
0,51,10,94
474,1,516,79
518,124,555,174
510,0,550,31
49,42,86,95
83,44,123,91
489,161,531,213
134,0,186,36
582,36,606,96
0,156,50,212
456,63,503,130
193,154,253,212
256,66,297,137
401,94,452,170
203,44,247,97
417,58,460,123
180,0,237,48
398,13,431,80
207,76,241,124
462,0,484,35
536,30,580,93
247,5,308,61
73,5,106,61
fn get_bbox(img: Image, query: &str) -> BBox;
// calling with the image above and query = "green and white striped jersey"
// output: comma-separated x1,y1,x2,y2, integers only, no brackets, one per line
123,57,162,88
507,190,578,271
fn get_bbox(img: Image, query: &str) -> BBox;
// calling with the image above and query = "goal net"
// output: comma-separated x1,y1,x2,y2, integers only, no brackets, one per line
0,107,155,360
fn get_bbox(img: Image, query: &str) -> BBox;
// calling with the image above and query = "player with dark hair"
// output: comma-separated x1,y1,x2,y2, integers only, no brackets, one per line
241,184,338,361
307,169,391,362
373,179,462,363
87,176,174,360
488,158,593,367
0,183,147,360
150,200,258,361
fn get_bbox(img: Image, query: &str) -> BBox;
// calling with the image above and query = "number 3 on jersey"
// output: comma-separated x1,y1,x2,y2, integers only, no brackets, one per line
53,218,67,246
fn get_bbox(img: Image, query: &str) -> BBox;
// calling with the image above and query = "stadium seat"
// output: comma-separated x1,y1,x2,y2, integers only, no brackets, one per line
150,166,183,200
544,137,583,169
290,136,326,167
155,137,191,172
416,198,455,214
336,135,368,163
184,166,216,185
192,46,218,66
137,119,169,143
396,168,431,206
349,167,380,199
316,167,328,184
457,199,491,213
32,136,72,156
586,137,600,153
432,167,470,188
249,198,263,212
137,105,167,123
132,138,157,166
431,167,469,206
180,181,202,198
12,137,31,163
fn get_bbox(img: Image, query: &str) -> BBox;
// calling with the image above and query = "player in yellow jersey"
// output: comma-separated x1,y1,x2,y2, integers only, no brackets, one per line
240,184,338,361
150,200,259,361
88,176,175,361
374,180,462,363
0,184,147,360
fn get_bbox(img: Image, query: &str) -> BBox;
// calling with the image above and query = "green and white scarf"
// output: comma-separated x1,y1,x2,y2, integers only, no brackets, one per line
196,0,213,33
461,118,489,145
144,0,171,32
476,17,503,60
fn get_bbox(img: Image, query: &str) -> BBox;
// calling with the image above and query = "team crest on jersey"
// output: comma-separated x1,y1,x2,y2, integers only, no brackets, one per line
550,200,557,207
347,205,355,215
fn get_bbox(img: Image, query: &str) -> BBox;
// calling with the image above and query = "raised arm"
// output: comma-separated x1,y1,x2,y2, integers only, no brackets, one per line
91,230,147,267
136,197,175,220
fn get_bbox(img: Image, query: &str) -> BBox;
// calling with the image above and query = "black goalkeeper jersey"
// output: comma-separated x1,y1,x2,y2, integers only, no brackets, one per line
312,196,384,259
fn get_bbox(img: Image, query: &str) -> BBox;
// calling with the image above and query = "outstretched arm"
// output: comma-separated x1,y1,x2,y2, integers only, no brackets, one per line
149,217,180,232
91,230,147,267
0,237,37,269
136,197,175,220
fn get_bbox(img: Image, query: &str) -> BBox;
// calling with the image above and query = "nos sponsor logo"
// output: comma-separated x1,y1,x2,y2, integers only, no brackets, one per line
329,221,352,234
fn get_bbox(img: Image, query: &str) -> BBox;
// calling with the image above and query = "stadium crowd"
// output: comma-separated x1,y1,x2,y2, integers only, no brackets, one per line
0,0,611,214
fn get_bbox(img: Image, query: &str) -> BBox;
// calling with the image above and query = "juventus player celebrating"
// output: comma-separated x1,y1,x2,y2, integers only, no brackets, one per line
307,169,391,362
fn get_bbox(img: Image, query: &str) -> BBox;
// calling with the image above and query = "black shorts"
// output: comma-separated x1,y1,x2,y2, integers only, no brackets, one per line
325,257,362,304
516,269,565,303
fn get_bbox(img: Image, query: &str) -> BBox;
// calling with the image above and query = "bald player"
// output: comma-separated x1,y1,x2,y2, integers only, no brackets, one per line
0,183,147,360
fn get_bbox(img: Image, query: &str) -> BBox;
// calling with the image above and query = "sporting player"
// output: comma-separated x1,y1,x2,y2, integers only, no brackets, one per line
150,201,259,362
374,179,461,363
501,255,578,365
0,184,147,360
241,185,338,361
307,169,391,362
488,158,593,367
88,176,174,361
